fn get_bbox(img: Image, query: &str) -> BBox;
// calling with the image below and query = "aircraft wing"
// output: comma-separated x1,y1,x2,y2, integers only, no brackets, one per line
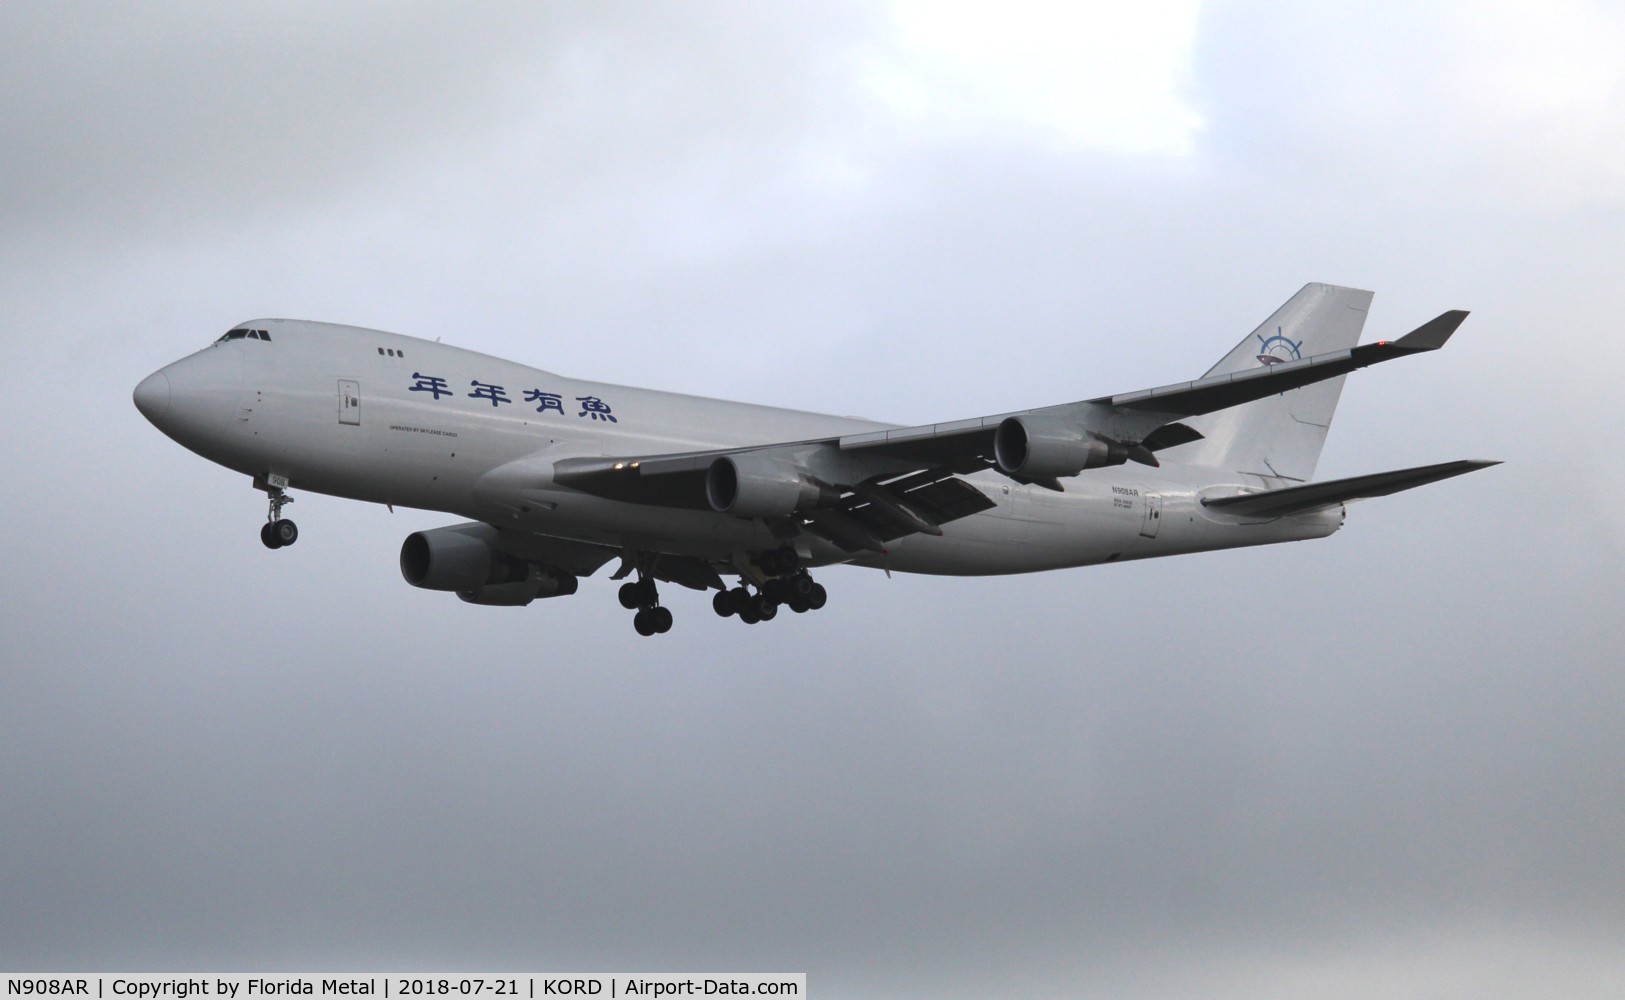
552,451,996,552
836,309,1468,468
545,306,1469,550
1202,459,1500,518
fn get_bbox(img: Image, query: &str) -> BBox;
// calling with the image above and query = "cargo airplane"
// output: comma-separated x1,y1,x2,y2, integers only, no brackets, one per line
133,283,1495,635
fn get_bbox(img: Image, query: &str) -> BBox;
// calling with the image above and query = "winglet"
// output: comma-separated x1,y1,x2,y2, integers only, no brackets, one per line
1390,309,1469,352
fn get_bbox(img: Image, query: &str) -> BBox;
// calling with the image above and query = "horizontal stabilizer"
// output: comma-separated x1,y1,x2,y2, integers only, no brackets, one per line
1203,459,1500,518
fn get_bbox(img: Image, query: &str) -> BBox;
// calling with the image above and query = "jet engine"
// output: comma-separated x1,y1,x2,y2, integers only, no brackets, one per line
994,415,1129,479
705,454,831,518
400,525,576,605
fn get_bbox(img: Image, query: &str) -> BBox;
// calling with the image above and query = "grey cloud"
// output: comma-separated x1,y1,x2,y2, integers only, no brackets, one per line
0,2,875,248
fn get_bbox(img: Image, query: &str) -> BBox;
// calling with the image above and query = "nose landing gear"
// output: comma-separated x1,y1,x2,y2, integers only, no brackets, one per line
259,482,298,550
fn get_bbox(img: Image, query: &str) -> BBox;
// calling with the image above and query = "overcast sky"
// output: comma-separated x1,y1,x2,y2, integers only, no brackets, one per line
3,2,1622,997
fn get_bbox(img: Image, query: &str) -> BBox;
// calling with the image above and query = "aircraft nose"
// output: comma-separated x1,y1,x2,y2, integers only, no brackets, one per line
133,344,244,451
133,369,171,422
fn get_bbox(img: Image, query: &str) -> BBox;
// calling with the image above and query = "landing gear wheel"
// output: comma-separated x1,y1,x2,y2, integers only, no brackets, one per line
271,519,298,547
789,573,815,600
261,522,281,549
619,577,659,610
727,587,753,616
754,594,779,622
807,583,827,611
651,606,673,633
633,608,657,636
787,593,810,613
713,590,735,617
619,581,643,610
739,603,762,625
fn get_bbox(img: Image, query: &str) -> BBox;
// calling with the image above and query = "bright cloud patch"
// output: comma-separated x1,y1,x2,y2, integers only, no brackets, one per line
871,0,1204,155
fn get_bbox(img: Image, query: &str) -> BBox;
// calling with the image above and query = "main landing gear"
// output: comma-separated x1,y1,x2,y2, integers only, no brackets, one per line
614,546,829,635
619,575,673,636
260,484,298,550
712,546,828,625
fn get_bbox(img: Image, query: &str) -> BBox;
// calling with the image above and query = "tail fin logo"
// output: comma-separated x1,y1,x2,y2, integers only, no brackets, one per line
1256,326,1303,366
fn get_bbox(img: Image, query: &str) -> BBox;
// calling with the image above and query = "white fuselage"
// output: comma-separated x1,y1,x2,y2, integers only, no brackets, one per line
136,319,1341,576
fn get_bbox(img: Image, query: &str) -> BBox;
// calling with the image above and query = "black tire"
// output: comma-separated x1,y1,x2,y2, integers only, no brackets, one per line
261,522,281,549
272,519,298,546
739,603,761,624
728,587,753,615
789,574,815,599
754,595,778,621
633,609,656,636
807,583,827,610
614,578,640,611
652,606,673,633
712,590,734,617
788,594,810,613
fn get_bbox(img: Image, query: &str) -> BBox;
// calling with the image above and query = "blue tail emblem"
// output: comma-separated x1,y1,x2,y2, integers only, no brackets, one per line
1256,326,1303,366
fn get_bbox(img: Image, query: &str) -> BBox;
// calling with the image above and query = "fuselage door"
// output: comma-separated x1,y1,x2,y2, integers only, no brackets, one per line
1139,493,1162,538
339,379,361,425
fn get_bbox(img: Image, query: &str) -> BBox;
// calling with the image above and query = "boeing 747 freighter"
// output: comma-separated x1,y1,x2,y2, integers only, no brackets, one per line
133,283,1495,634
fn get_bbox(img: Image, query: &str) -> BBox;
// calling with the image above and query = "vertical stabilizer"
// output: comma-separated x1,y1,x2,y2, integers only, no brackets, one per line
1177,283,1373,483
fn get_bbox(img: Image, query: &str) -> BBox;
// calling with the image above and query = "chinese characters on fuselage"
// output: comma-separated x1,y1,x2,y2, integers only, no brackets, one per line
409,374,617,422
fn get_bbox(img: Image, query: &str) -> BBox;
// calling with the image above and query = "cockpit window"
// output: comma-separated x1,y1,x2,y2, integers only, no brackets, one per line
214,328,271,344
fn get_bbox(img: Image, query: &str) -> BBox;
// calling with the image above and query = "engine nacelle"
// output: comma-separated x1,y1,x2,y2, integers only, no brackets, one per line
458,566,579,606
705,454,827,518
994,415,1128,479
400,526,528,592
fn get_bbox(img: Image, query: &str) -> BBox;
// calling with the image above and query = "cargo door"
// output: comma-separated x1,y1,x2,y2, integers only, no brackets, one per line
1139,493,1162,538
